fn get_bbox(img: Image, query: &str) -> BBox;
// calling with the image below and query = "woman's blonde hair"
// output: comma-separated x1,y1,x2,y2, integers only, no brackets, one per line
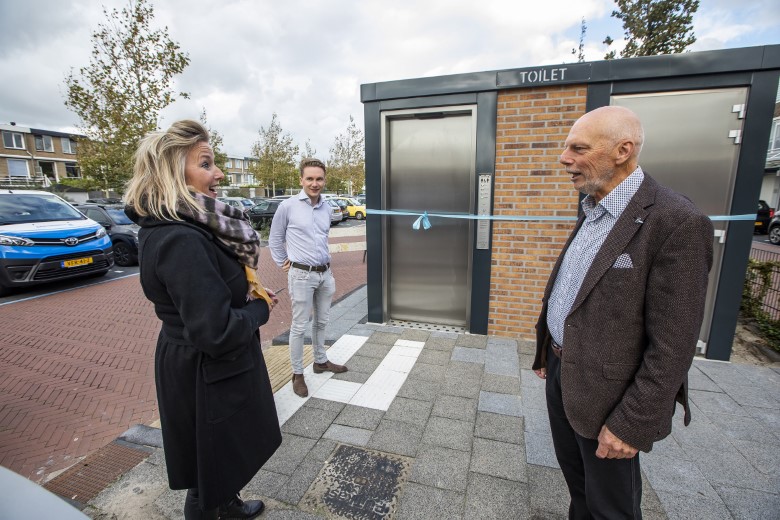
125,119,209,220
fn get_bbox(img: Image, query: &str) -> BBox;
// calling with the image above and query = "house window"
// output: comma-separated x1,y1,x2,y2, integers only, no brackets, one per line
7,159,29,177
771,119,780,151
65,162,80,178
3,131,25,149
225,159,232,168
35,135,54,152
61,137,77,154
235,159,243,169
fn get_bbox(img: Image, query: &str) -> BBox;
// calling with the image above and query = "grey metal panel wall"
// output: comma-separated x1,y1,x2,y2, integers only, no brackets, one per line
364,101,383,323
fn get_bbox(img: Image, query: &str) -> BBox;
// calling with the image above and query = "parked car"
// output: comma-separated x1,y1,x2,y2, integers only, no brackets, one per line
325,199,343,225
86,197,123,204
217,196,254,215
755,200,774,234
0,190,114,295
330,198,349,221
247,199,282,228
331,196,366,220
74,204,139,266
271,195,293,200
767,214,780,245
250,196,268,205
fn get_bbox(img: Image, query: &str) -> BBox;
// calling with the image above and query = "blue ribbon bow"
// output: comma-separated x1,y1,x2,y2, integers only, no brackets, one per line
412,211,431,230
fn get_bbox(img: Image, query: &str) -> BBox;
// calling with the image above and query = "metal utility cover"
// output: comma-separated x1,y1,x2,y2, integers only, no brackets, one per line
302,444,412,519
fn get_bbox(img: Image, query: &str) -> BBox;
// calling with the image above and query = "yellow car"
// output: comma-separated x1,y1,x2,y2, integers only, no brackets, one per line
332,197,366,220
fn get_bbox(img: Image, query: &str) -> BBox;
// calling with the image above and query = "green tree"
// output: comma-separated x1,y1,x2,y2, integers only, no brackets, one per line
328,116,365,196
603,0,698,59
249,113,299,196
199,108,229,186
63,0,190,194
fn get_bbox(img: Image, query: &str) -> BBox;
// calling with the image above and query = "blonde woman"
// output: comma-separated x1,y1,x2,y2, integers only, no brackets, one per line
125,120,280,520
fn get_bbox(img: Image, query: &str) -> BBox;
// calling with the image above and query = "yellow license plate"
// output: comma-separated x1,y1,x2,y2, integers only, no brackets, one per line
755,222,761,226
62,257,93,268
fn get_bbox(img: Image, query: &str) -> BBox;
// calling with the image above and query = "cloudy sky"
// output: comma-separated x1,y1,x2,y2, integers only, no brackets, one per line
1,0,778,158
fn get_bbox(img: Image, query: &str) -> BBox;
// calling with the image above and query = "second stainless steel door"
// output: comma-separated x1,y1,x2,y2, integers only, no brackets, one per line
382,107,476,327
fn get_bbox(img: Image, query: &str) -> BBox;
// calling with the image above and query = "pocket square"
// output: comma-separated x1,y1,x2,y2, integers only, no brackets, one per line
613,253,633,269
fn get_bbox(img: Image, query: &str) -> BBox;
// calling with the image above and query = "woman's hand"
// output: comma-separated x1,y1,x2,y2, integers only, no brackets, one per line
265,288,280,310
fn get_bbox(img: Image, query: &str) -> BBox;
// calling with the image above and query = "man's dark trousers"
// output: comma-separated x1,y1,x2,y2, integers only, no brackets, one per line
545,344,643,520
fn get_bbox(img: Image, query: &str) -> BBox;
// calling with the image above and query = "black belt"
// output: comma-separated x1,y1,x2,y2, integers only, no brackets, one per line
551,339,563,359
291,261,330,273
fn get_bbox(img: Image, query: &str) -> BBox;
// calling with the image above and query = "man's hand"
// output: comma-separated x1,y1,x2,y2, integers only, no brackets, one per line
282,259,291,273
596,425,638,459
533,368,546,379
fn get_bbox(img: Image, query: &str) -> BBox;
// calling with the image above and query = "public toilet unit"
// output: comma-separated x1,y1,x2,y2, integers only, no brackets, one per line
360,45,780,361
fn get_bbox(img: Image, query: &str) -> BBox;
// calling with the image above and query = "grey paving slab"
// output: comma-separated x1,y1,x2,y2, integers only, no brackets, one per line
519,353,536,370
275,456,326,506
485,343,521,377
367,331,402,345
640,473,669,520
344,354,383,374
517,339,536,354
303,397,346,413
322,424,372,447
481,373,521,395
641,452,720,500
416,348,450,366
670,403,734,451
649,435,692,462
422,416,474,452
655,490,732,520
487,336,517,348
527,465,569,519
470,437,526,482
430,331,459,340
307,438,338,462
693,360,747,388
520,386,547,410
409,444,471,492
451,346,486,364
523,407,551,434
431,395,478,423
446,360,485,379
333,404,385,430
384,396,433,427
478,390,523,417
732,438,780,475
744,404,780,431
355,342,393,359
395,482,465,520
424,336,457,351
688,444,779,493
524,431,559,469
455,334,488,349
345,325,374,337
331,369,371,384
281,405,340,440
520,368,545,389
706,411,780,445
153,488,187,520
441,372,482,399
714,485,780,520
367,419,424,457
408,362,446,383
243,469,288,501
475,411,523,445
263,509,326,520
464,472,530,519
688,366,722,392
87,454,170,519
400,329,431,341
264,434,319,476
717,382,780,409
396,378,443,402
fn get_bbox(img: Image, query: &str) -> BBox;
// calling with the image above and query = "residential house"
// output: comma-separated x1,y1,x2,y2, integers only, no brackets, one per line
1,123,83,187
223,155,259,186
761,90,780,210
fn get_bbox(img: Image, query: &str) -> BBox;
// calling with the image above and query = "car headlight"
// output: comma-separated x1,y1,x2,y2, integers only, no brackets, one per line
96,227,107,238
0,234,35,246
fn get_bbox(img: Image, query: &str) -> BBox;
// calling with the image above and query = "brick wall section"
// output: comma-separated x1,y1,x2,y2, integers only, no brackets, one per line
489,85,587,341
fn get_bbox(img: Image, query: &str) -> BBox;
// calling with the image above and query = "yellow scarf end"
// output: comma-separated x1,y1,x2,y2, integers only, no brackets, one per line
245,265,273,306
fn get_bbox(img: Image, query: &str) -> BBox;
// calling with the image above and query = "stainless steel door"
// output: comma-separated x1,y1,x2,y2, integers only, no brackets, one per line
382,107,476,326
612,88,748,352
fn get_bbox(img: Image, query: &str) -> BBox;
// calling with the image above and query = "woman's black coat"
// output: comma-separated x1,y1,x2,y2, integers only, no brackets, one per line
133,214,281,510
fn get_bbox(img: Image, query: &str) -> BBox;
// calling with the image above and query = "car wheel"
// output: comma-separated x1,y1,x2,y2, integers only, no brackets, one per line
113,241,137,266
331,220,339,226
355,212,364,220
769,226,780,245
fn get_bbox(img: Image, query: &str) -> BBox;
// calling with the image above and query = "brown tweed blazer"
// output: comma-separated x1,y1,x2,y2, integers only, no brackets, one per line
532,174,713,452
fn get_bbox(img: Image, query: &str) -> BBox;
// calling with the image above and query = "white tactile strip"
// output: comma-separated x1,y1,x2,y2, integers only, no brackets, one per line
274,337,425,424
275,334,367,425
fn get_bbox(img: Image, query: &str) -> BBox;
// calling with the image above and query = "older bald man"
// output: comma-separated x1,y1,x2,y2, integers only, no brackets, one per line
533,106,713,519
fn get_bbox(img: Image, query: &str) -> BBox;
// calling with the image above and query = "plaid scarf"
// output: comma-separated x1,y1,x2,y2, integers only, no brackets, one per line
179,193,271,305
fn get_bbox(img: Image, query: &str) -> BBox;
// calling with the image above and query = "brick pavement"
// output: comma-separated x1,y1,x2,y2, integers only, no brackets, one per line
0,224,366,483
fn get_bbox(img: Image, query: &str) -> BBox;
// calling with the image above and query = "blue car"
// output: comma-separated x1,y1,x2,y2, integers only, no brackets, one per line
0,190,114,295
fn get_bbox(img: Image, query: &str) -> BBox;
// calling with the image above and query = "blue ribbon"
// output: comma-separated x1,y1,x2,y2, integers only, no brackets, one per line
367,209,757,230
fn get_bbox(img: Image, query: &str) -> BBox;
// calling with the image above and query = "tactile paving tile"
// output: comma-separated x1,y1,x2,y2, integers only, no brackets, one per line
43,441,151,506
387,319,466,333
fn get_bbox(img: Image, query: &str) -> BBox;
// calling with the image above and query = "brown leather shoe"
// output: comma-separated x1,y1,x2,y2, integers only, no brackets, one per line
313,360,348,374
292,374,308,397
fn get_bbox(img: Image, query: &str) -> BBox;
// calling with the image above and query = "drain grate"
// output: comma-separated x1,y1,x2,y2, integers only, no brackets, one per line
43,440,152,507
302,444,412,519
387,319,466,334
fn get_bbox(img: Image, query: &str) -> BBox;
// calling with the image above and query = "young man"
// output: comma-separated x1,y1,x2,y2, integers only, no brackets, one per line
269,158,347,397
533,106,713,518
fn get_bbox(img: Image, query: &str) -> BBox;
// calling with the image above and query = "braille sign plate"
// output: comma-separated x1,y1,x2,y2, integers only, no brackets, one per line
302,444,412,519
